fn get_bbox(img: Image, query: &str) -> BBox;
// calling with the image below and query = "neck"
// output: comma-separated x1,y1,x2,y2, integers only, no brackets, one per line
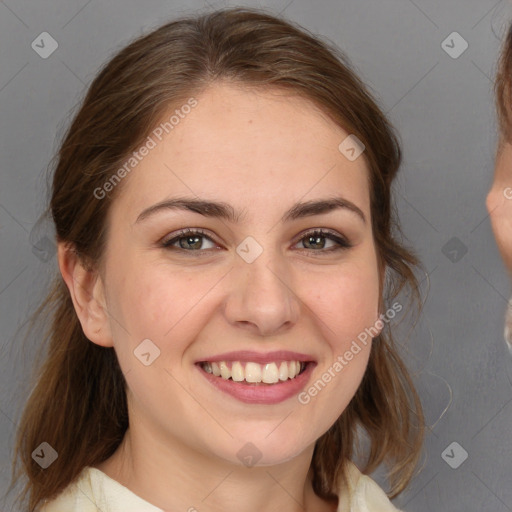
96,424,338,512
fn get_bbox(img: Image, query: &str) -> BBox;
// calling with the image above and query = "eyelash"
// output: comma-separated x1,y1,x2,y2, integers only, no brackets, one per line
160,228,352,255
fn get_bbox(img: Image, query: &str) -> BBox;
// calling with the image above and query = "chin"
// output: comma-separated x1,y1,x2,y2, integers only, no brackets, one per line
213,430,316,468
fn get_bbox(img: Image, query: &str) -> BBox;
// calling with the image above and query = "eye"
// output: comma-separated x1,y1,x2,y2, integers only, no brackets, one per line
293,229,352,253
161,228,218,251
160,228,352,254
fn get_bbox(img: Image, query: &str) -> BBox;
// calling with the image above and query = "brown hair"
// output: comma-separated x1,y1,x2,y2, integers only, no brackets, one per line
10,7,424,511
496,23,512,144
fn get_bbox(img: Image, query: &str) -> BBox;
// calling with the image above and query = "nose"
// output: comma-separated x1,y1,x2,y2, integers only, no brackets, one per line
223,247,301,337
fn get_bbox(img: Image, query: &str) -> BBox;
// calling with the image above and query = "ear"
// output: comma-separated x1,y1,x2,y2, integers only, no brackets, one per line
57,241,113,347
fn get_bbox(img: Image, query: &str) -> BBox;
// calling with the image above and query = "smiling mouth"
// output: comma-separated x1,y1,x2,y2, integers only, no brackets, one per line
198,360,310,385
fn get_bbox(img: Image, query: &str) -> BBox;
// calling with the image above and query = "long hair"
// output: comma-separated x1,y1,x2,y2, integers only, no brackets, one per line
10,7,424,511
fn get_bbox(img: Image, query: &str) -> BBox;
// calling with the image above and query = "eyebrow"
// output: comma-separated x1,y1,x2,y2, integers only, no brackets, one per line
135,196,366,225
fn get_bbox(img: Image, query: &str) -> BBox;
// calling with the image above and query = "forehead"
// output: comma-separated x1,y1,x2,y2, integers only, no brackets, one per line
168,82,351,158
113,82,371,220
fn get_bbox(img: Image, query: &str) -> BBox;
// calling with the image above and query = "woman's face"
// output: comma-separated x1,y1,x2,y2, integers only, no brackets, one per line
95,82,381,466
488,141,512,276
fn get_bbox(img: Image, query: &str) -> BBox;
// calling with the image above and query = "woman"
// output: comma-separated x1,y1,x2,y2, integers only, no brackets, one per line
11,7,423,511
488,23,512,351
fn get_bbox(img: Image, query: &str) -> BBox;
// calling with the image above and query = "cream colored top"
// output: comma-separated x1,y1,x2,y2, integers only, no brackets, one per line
40,462,402,512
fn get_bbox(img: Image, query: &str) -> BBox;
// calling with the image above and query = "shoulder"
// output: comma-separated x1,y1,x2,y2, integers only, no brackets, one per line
39,467,94,512
39,463,401,512
337,461,403,512
39,466,164,512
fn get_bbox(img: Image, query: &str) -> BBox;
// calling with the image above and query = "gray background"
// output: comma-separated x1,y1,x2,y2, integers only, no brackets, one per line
1,0,511,510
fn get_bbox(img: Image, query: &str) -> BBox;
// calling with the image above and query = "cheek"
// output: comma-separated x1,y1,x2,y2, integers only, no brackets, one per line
106,256,225,355
301,259,380,345
104,264,214,402
488,185,512,274
296,263,377,434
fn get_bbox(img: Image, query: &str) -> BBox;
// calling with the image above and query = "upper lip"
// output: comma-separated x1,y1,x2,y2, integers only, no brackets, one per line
196,350,316,365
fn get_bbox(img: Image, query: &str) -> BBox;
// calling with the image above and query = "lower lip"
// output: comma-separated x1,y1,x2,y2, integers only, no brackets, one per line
196,363,316,404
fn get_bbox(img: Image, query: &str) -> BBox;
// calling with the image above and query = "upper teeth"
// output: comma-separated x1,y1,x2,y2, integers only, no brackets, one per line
201,361,305,383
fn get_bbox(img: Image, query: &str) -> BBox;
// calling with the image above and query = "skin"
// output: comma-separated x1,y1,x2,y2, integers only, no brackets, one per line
487,141,512,276
58,82,382,512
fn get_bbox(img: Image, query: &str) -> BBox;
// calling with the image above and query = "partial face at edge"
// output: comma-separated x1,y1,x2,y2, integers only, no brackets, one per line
95,82,382,466
488,141,512,276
